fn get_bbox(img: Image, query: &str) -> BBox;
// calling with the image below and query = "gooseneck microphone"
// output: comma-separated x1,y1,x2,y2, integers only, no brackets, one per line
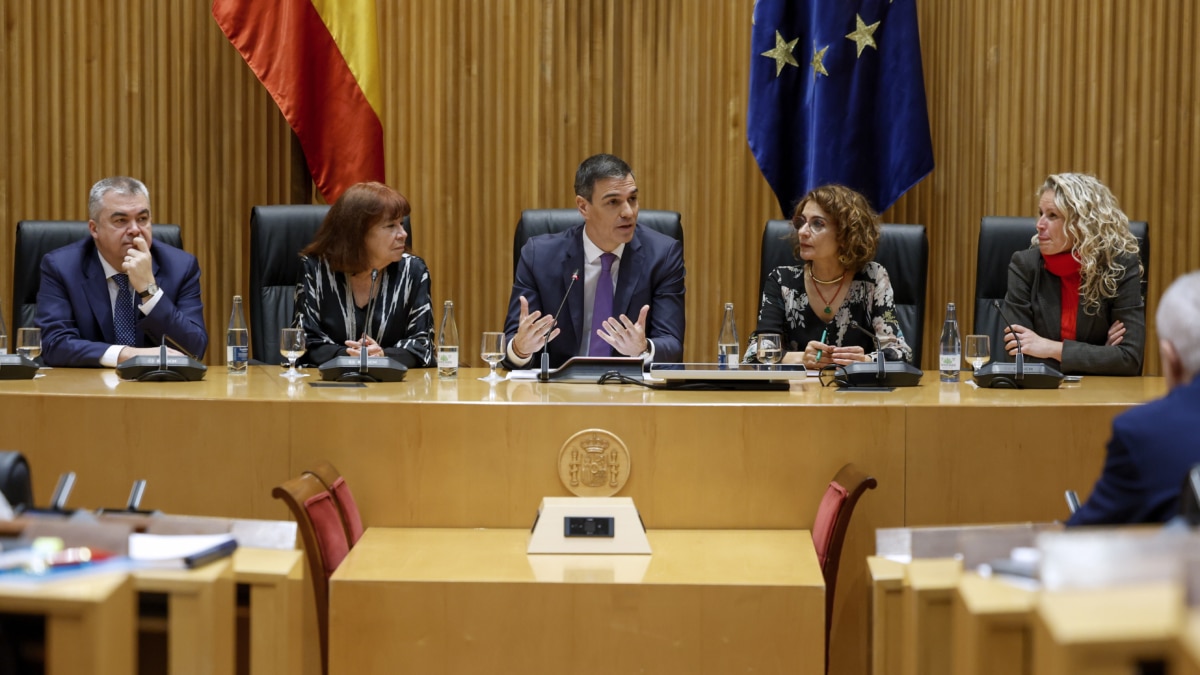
360,269,380,373
971,299,1063,389
848,320,886,382
539,269,580,382
993,299,1024,381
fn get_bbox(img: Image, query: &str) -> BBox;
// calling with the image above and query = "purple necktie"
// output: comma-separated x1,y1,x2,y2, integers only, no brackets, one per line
113,274,138,346
588,253,616,356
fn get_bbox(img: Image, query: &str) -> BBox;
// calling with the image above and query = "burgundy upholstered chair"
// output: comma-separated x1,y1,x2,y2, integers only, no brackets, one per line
272,472,350,675
812,462,878,673
304,460,364,547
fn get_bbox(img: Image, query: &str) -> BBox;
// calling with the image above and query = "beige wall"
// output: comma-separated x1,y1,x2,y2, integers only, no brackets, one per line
2,1,1197,371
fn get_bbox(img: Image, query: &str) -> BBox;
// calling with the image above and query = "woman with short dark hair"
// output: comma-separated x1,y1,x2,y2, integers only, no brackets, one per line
294,182,435,367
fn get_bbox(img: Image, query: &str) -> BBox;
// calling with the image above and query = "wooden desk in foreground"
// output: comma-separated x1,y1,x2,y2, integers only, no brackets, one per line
0,571,135,675
328,528,825,675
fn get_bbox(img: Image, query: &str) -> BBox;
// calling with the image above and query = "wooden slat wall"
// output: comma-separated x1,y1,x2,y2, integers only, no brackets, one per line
0,0,295,350
3,0,1196,374
0,1,1193,672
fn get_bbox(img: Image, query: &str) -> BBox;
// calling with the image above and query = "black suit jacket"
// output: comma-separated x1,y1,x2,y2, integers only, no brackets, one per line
504,223,686,369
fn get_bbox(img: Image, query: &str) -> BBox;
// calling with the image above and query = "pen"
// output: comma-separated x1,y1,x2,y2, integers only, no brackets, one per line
815,328,828,364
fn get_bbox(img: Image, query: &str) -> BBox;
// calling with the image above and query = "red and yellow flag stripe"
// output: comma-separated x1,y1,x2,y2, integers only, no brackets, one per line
212,0,385,203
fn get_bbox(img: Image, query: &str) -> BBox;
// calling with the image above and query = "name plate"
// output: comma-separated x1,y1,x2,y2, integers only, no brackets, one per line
527,496,651,554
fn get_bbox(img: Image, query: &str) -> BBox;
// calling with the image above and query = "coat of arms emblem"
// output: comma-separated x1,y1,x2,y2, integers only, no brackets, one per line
557,429,630,497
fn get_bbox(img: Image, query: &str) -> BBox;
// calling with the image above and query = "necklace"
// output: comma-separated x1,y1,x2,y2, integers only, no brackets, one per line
808,266,847,315
809,265,846,285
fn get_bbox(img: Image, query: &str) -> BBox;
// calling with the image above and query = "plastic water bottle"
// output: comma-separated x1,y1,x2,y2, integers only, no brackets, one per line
226,295,249,374
437,300,459,379
939,302,961,383
718,302,739,369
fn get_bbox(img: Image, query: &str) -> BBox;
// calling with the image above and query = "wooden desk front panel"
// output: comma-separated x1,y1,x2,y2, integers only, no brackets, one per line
329,528,825,675
905,378,1163,526
294,382,906,675
0,370,292,519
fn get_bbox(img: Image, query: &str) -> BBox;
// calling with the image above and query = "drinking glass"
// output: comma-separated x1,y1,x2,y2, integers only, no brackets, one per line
757,332,783,369
479,331,505,382
17,327,41,361
279,328,308,379
965,335,991,372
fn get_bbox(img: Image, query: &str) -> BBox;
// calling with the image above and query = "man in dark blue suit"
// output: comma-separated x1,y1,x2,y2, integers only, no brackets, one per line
36,176,208,367
1068,271,1200,525
504,154,685,370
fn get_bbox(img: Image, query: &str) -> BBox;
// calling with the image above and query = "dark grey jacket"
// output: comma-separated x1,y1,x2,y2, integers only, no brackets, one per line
1003,248,1144,375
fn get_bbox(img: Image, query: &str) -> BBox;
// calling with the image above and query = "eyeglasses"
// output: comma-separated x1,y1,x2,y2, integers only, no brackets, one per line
818,364,849,388
794,217,830,234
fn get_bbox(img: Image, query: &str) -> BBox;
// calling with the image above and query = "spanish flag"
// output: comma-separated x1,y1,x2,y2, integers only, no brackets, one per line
212,0,385,203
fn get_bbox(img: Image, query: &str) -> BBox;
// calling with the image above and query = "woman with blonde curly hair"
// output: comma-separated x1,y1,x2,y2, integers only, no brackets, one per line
1003,173,1144,375
746,184,913,368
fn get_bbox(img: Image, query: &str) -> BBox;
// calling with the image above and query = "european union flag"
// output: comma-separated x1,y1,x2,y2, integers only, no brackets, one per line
747,0,934,215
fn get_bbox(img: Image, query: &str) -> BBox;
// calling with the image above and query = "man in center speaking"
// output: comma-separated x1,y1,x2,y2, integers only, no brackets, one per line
503,154,685,370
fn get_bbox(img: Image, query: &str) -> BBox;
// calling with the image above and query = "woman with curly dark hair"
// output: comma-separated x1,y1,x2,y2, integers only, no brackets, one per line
745,184,913,368
1002,173,1144,375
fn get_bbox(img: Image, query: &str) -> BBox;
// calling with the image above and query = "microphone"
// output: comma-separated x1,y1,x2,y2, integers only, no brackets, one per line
971,300,1063,389
993,300,1024,380
359,269,380,373
539,269,580,382
116,333,207,381
848,320,886,382
828,320,922,388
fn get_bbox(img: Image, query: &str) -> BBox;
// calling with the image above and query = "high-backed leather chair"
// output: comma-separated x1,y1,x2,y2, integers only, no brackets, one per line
13,221,183,329
272,471,350,675
0,451,33,512
248,205,413,364
759,221,929,367
812,463,877,674
511,209,683,276
973,217,1149,360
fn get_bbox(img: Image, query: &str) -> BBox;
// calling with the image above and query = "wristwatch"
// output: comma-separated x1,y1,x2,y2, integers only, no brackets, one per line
138,283,159,301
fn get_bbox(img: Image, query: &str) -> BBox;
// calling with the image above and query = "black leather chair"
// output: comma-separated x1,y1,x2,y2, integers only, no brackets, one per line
248,205,412,364
0,451,33,512
13,221,183,329
759,221,929,368
511,209,683,276
973,217,1149,360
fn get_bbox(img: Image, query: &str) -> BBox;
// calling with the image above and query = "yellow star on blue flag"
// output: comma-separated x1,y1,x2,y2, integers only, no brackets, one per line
747,0,933,214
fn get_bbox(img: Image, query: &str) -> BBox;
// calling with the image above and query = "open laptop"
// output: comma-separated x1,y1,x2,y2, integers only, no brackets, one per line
648,363,807,390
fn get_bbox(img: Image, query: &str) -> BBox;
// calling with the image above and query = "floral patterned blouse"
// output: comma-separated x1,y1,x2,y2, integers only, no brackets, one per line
744,261,913,363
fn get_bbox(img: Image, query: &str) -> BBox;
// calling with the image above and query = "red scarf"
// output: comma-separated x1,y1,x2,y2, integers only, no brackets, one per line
1043,251,1082,341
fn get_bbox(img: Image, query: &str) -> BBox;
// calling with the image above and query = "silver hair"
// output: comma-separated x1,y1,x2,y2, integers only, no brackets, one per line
88,176,150,222
1156,271,1200,380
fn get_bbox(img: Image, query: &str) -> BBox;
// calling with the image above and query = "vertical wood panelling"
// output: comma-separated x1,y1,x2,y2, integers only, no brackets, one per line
0,0,1194,372
0,0,294,354
0,1,1195,673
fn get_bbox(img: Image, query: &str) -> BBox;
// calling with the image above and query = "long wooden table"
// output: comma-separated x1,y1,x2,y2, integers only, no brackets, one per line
0,367,1162,675
328,527,825,675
